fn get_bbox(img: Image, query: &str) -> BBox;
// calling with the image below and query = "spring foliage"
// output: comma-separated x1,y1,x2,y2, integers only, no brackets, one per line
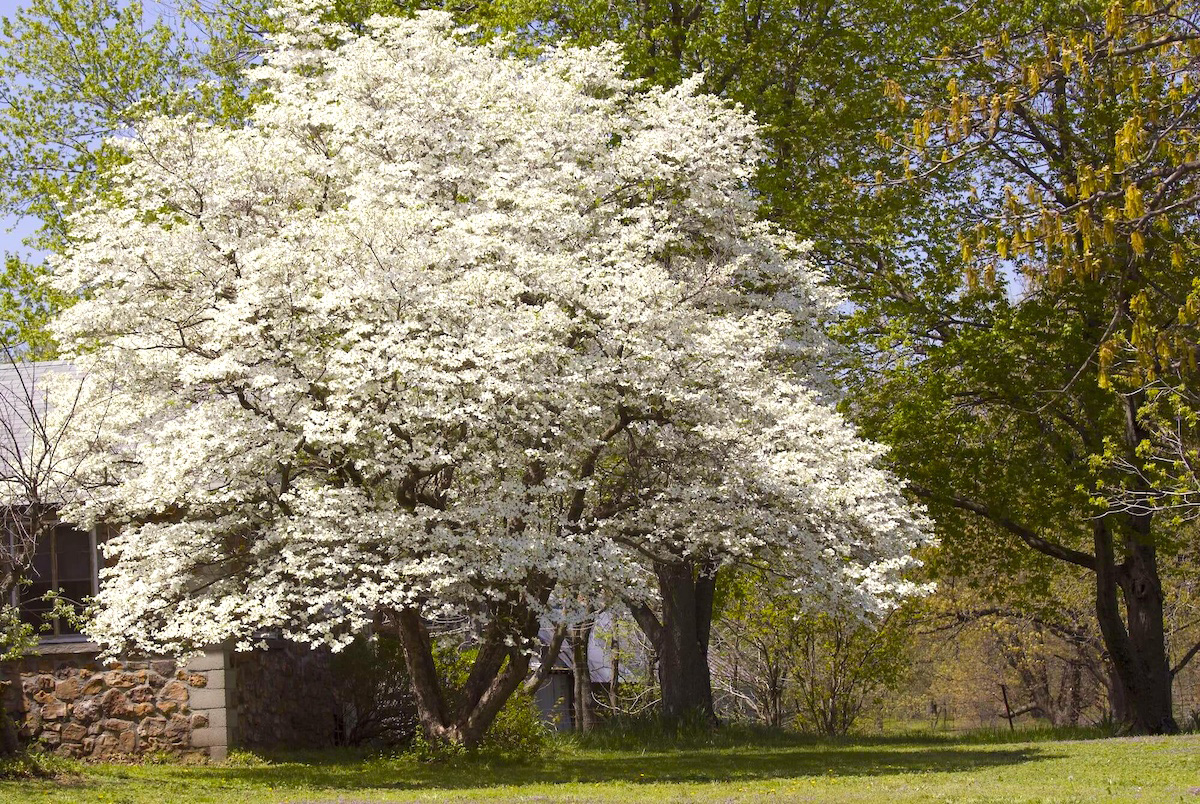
48,7,929,657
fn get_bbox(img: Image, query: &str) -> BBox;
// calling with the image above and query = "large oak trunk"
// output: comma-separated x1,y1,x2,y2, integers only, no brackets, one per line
632,559,718,723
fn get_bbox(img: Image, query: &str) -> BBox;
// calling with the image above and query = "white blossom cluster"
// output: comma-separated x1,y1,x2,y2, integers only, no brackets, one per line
49,8,930,656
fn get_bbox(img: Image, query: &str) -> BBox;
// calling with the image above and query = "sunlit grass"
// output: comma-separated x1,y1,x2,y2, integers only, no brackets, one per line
2,728,1198,802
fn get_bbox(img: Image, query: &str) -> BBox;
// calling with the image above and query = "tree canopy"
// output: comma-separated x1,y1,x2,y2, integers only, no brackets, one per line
48,8,929,745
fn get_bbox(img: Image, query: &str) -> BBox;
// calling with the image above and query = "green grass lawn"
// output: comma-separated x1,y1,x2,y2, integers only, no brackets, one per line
2,731,1198,803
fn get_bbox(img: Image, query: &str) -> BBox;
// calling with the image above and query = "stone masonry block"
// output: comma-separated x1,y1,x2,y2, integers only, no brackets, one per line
190,726,227,748
184,651,227,673
200,708,227,729
187,687,227,710
202,669,225,690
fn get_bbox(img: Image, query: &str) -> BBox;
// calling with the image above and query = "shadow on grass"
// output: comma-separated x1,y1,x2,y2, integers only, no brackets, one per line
167,743,1060,792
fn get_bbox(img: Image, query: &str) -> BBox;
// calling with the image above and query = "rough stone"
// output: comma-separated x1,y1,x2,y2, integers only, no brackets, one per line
93,734,118,758
101,718,133,732
41,702,66,720
54,677,80,701
116,730,137,753
159,680,189,702
104,670,137,688
186,673,207,688
32,690,54,705
21,709,41,734
191,712,209,729
73,698,100,724
139,717,167,737
35,675,54,691
82,737,95,754
157,700,179,715
150,660,175,677
132,702,155,718
81,676,105,696
129,684,155,703
61,723,87,742
99,688,133,718
164,714,191,743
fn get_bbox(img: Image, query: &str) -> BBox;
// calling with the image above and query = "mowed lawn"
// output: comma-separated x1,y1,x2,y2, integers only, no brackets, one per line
3,732,1198,803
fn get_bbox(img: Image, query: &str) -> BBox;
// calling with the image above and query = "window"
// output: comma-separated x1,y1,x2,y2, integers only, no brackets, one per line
18,523,98,639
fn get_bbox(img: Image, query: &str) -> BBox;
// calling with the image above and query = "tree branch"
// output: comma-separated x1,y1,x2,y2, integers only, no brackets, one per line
909,484,1096,570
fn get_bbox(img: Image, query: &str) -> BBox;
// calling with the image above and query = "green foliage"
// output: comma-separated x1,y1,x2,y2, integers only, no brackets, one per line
713,571,912,736
0,750,61,780
0,0,270,352
428,638,550,760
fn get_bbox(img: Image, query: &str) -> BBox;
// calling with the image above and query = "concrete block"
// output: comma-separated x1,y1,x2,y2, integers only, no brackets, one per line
185,650,227,673
187,687,227,710
207,744,227,762
190,726,227,748
203,669,225,690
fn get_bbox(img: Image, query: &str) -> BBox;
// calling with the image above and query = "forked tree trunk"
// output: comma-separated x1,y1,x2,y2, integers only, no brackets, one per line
631,558,718,723
395,588,550,748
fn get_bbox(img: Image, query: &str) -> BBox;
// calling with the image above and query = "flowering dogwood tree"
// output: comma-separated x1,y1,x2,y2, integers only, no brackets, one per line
50,7,929,744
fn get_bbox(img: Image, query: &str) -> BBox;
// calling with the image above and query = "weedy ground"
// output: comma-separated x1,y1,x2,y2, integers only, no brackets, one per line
1,726,1197,802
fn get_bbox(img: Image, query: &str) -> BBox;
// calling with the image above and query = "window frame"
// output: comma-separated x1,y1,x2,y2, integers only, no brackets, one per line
11,515,100,643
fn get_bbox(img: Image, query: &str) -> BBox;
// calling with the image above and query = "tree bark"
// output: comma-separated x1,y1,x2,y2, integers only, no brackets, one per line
1093,519,1178,734
633,559,719,723
571,618,595,731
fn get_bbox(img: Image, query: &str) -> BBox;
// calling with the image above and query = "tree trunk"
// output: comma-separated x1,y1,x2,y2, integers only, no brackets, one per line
631,558,718,723
1118,540,1177,733
1093,519,1178,734
571,619,595,731
395,585,550,748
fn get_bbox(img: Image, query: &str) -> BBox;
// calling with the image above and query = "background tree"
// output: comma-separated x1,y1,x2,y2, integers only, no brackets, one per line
870,0,1200,734
0,0,269,354
711,571,911,734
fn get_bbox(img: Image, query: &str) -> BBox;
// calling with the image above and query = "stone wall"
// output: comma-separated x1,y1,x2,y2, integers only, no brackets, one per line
230,641,338,749
2,646,229,760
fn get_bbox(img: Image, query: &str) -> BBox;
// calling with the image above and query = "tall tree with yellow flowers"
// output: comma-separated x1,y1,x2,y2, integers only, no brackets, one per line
872,0,1200,733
